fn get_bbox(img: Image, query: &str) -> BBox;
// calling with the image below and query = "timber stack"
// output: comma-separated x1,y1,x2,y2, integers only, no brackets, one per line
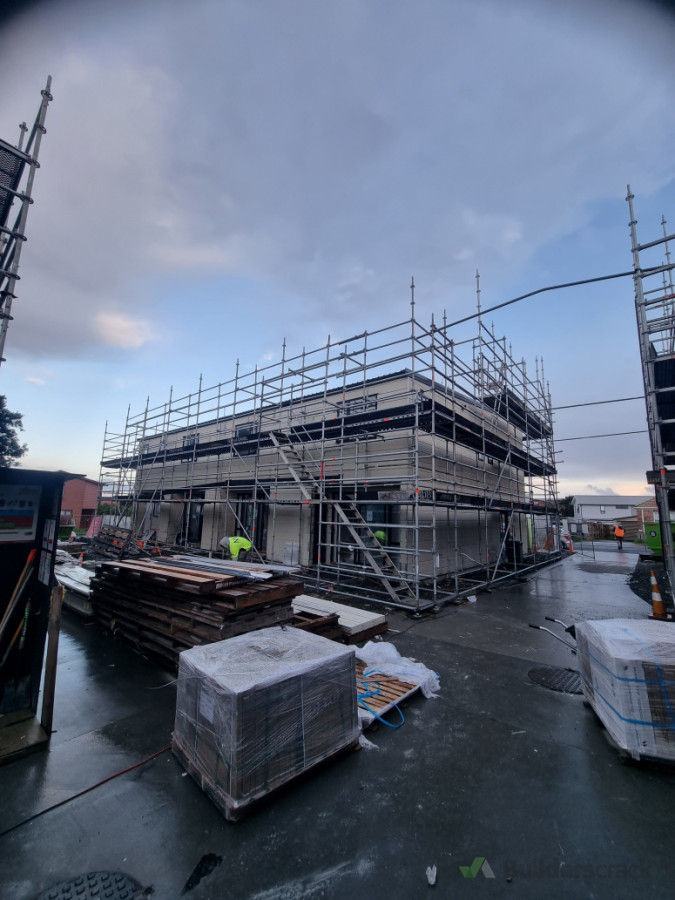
90,557,304,670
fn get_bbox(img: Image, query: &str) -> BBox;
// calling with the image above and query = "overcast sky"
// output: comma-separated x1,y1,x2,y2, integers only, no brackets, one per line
1,0,675,498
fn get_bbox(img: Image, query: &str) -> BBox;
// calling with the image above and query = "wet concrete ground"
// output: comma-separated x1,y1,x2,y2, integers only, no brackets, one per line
1,546,674,899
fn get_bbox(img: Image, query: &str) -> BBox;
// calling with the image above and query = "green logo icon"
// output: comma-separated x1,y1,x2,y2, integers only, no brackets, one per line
460,857,495,879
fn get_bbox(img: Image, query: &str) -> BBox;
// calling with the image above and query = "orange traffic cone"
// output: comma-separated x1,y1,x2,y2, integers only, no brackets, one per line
649,571,668,620
78,553,84,566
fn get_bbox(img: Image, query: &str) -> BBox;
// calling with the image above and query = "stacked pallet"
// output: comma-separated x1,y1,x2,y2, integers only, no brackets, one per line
92,526,134,559
56,541,88,558
90,559,303,669
291,609,342,640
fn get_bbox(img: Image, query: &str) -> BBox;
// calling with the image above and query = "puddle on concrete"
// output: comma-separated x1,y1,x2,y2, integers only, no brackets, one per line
182,853,223,894
575,563,633,576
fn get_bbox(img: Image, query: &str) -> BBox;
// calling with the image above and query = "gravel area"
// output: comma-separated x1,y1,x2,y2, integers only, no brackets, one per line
628,555,673,611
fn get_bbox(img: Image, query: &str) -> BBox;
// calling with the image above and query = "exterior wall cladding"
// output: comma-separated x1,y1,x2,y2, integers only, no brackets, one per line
60,476,100,529
101,316,558,607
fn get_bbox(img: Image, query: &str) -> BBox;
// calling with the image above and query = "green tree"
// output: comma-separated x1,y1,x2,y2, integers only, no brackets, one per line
558,495,575,517
0,395,27,467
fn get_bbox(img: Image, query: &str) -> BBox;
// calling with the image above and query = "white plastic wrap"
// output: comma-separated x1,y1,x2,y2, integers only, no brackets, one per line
356,640,441,698
576,618,675,761
172,626,359,820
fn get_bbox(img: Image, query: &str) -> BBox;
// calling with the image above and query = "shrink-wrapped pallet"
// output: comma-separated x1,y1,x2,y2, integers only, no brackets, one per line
172,626,359,819
576,618,675,762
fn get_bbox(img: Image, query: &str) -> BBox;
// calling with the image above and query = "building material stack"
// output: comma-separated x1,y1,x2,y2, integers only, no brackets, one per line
576,618,675,763
292,594,387,643
172,627,360,820
90,558,303,669
91,525,135,559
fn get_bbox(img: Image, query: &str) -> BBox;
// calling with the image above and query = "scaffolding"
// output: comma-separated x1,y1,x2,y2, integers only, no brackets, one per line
0,77,52,369
100,288,560,612
627,186,675,599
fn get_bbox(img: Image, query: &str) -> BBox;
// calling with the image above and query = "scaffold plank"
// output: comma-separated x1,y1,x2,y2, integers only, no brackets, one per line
292,594,387,639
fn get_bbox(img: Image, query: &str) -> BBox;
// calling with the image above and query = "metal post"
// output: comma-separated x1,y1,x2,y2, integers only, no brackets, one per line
627,186,675,598
0,77,53,368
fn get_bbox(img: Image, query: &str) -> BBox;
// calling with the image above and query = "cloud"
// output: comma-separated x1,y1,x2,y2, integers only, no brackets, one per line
0,39,176,359
0,0,672,494
584,485,618,495
25,376,45,386
1,0,674,366
94,312,155,349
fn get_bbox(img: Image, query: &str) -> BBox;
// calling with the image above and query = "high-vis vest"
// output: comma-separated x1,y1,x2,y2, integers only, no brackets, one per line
229,536,252,558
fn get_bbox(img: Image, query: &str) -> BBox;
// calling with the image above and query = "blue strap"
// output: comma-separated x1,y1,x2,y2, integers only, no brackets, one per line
357,678,405,728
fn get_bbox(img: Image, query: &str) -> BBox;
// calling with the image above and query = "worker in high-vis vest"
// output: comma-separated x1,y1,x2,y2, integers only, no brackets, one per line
219,535,252,560
373,529,387,545
614,524,625,550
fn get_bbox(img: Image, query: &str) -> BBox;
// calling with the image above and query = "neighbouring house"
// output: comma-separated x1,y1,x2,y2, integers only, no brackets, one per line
635,496,658,537
101,315,559,607
570,494,651,540
60,475,100,531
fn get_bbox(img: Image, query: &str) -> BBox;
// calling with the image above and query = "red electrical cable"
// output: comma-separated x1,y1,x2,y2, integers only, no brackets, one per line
0,745,172,838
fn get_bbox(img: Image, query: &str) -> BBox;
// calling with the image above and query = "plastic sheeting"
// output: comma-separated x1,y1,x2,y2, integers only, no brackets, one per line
172,626,359,820
356,641,441,698
576,618,675,761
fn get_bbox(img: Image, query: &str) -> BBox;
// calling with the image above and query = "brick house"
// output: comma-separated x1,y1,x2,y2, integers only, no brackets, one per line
60,476,100,530
635,496,658,537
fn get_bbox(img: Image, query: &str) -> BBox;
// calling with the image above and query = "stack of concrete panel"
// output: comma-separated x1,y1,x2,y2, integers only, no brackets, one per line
576,618,675,762
172,626,359,820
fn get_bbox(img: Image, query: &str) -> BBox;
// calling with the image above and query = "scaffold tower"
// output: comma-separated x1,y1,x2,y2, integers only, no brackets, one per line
101,290,561,613
627,185,675,599
0,77,52,369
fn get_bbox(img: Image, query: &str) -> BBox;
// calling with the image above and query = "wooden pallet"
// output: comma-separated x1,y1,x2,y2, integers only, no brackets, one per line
90,564,303,670
57,542,87,557
100,560,236,594
92,526,134,559
172,734,360,822
355,661,419,725
97,561,302,604
585,700,675,768
93,600,294,662
291,610,342,640
210,579,305,609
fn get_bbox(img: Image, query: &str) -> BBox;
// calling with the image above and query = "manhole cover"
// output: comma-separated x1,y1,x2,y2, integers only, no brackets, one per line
34,871,145,900
528,665,582,694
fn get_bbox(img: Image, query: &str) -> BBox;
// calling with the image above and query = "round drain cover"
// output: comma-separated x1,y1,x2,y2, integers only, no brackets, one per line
528,665,582,694
34,871,144,900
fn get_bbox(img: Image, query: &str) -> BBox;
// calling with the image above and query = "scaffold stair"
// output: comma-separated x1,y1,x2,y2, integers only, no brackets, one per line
269,431,315,500
270,432,414,602
331,502,415,602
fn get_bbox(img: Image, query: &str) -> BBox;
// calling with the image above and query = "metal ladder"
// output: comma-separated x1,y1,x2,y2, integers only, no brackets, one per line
269,431,415,602
627,187,675,597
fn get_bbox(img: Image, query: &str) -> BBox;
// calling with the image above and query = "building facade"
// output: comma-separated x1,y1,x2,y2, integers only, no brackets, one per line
101,314,559,610
572,495,650,525
570,494,651,540
60,475,100,530
635,497,658,537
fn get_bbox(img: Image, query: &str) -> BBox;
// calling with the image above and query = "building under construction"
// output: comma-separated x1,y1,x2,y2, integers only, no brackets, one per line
100,289,560,612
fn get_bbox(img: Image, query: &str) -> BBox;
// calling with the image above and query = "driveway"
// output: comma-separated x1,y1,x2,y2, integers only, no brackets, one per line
1,550,673,899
